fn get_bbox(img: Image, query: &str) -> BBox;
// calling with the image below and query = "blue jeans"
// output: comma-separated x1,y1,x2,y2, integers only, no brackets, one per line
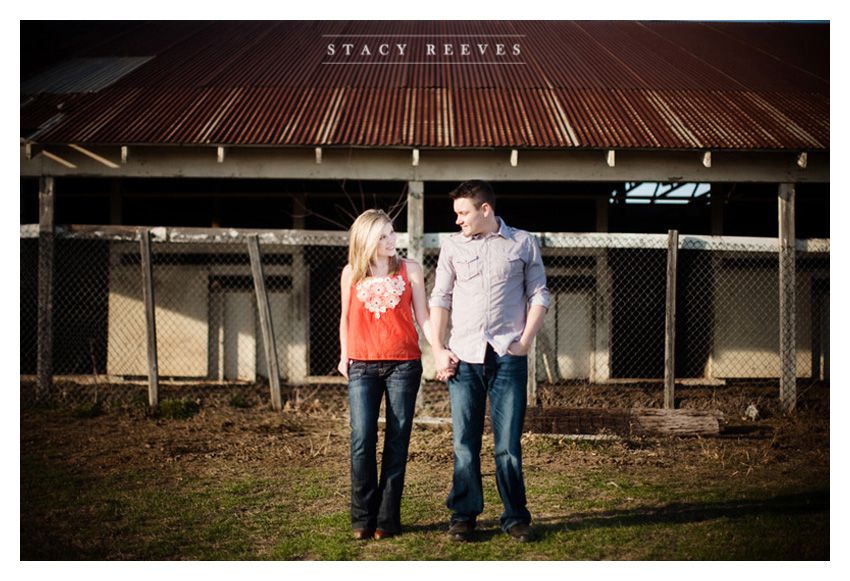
348,359,422,533
447,345,531,531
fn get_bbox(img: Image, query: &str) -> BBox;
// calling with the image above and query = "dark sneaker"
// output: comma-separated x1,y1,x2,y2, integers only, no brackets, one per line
507,522,535,543
447,520,474,542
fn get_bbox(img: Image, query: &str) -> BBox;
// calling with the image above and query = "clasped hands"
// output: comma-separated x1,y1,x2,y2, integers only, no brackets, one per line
434,339,529,381
434,347,459,381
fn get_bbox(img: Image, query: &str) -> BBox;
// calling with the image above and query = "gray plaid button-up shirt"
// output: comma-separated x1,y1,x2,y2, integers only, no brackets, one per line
429,218,550,364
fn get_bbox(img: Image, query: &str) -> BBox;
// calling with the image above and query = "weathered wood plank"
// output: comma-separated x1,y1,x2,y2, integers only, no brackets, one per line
526,407,724,437
630,408,723,437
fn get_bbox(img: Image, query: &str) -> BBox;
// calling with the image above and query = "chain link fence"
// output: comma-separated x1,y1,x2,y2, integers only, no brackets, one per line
529,233,828,414
21,226,829,415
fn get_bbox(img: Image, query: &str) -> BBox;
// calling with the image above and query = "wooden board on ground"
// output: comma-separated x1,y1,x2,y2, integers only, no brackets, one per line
526,407,725,437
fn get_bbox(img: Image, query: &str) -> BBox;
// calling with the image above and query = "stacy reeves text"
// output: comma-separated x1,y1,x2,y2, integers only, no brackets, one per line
326,42,522,57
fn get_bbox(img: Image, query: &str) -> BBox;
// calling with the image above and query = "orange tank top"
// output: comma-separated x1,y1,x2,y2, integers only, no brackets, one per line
347,260,422,361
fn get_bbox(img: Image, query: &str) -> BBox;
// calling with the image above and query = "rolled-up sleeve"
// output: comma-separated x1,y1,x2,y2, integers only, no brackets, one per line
429,244,456,311
524,235,550,309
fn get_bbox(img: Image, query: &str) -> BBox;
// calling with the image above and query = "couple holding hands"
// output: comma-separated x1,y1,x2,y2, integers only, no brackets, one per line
338,180,549,543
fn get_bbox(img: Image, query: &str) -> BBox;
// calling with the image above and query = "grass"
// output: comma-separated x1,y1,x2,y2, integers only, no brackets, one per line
19,404,829,561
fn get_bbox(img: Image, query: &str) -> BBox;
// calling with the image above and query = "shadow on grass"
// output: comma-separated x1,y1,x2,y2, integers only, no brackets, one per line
399,490,827,542
398,521,516,543
532,489,828,534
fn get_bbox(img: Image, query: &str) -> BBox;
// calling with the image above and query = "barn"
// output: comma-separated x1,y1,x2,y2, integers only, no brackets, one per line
20,21,829,411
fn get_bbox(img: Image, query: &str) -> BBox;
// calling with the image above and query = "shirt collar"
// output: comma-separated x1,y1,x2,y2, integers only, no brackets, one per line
459,217,513,242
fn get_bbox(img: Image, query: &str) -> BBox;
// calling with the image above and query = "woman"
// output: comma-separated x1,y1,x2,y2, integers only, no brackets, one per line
338,209,432,540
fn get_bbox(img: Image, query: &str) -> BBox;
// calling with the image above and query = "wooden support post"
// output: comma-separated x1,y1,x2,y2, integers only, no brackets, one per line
292,193,307,230
407,181,426,408
596,195,609,233
37,176,55,401
139,229,159,407
140,228,159,407
664,229,678,410
248,234,283,411
778,184,797,412
710,183,724,236
109,179,123,225
407,181,424,264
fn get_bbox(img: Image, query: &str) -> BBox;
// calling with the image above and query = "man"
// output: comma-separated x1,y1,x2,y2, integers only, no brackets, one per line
429,180,549,543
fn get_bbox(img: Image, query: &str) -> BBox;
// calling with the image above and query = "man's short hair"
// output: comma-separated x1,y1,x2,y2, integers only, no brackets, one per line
449,180,496,210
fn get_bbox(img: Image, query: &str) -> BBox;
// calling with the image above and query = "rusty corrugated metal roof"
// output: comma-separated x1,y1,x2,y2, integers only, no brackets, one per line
20,20,829,150
21,57,154,94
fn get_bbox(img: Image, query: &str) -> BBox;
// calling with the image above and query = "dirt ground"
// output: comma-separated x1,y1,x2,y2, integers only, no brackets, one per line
20,380,830,559
20,378,831,486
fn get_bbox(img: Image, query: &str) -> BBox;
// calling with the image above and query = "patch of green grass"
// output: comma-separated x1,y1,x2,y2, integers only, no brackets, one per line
21,456,828,560
157,398,201,419
68,400,104,418
229,392,250,408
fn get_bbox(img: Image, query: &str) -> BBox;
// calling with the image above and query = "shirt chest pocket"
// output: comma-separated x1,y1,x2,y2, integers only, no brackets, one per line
455,256,481,281
495,252,524,280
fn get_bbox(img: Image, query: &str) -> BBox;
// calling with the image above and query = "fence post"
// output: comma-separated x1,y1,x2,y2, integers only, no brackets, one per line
664,229,679,410
778,184,797,412
528,336,538,406
37,176,55,402
140,228,159,407
248,234,283,411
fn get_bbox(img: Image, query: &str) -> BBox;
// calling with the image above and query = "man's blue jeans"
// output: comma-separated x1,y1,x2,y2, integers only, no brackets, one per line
348,359,422,533
447,346,531,531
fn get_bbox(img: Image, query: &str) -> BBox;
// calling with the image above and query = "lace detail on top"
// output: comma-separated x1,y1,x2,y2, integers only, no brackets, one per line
356,275,406,319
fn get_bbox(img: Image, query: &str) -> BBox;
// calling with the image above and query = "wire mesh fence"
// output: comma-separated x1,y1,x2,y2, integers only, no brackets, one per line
21,226,829,414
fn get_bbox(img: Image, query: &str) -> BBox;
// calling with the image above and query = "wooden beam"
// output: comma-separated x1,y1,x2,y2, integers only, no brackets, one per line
21,145,829,183
42,150,76,169
69,144,119,168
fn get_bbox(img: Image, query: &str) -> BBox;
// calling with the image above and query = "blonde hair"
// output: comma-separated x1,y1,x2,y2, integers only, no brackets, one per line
348,209,401,283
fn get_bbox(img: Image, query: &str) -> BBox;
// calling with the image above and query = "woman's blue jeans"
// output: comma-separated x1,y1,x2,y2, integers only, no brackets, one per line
348,359,422,533
447,346,531,532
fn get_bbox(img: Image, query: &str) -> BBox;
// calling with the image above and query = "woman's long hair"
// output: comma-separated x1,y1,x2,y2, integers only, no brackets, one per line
348,209,401,284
